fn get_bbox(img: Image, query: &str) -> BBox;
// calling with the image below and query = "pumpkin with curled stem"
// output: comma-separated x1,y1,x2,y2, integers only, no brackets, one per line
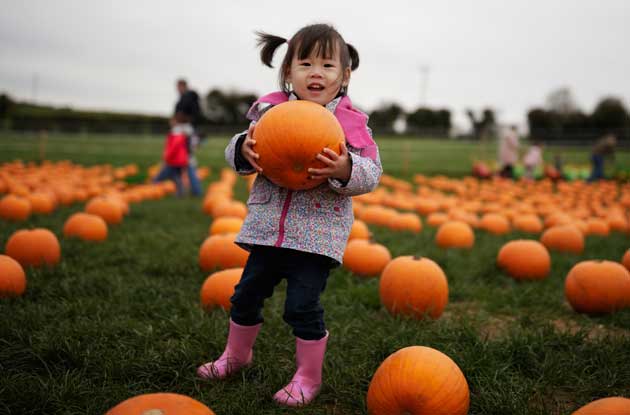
253,100,344,190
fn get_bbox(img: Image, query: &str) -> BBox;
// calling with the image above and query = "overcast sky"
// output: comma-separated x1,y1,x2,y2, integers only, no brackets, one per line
1,0,629,130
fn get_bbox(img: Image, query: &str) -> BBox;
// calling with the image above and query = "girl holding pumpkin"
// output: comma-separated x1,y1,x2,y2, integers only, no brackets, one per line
197,23,382,407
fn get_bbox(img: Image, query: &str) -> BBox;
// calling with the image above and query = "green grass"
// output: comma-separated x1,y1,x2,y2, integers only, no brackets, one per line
1,133,630,414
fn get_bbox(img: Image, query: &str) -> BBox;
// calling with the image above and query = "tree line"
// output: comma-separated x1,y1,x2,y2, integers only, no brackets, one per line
1,87,628,141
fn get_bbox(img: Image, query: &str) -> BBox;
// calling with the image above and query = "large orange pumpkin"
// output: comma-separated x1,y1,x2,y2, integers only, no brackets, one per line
435,221,474,249
540,225,584,254
565,260,630,314
379,256,448,319
497,240,551,280
480,213,510,235
106,392,216,415
199,233,249,271
342,239,391,277
200,268,243,311
0,254,26,297
367,346,469,415
571,397,630,415
252,100,344,190
5,228,61,267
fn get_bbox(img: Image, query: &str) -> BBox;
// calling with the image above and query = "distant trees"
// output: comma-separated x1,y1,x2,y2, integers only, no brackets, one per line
367,102,451,137
528,88,629,142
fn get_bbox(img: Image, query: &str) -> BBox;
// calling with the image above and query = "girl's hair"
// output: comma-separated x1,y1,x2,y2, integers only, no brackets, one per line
255,24,360,94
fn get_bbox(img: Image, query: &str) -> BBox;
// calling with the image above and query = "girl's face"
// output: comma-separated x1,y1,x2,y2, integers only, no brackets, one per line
286,44,351,106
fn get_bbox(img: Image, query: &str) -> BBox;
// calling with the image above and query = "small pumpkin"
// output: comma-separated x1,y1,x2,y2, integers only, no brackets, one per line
0,254,26,297
379,256,448,319
349,219,370,240
106,392,216,415
0,194,31,221
212,199,247,219
253,100,344,190
63,213,108,242
540,225,584,254
343,239,391,277
209,216,243,235
497,240,550,280
85,197,123,225
585,218,610,236
199,233,249,271
200,268,243,311
565,260,630,314
512,214,543,233
5,228,61,267
622,249,630,272
571,396,630,415
388,212,422,233
435,221,474,249
480,213,510,235
367,346,469,415
426,212,449,227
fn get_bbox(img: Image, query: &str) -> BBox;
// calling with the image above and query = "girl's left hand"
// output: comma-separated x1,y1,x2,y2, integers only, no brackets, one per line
308,141,351,182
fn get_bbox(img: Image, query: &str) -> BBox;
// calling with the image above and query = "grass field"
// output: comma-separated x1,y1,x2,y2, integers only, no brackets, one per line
1,132,629,414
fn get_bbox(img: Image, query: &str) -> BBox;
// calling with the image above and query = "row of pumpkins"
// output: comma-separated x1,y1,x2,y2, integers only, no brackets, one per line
2,160,630,413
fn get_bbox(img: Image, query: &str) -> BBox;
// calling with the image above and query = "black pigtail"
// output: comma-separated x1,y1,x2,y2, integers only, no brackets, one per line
347,43,360,71
255,31,287,68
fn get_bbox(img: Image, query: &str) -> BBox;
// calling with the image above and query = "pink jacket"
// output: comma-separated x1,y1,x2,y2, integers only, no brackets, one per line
225,92,382,264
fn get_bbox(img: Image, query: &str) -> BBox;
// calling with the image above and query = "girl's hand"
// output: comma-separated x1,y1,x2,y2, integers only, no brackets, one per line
241,124,263,173
308,141,351,182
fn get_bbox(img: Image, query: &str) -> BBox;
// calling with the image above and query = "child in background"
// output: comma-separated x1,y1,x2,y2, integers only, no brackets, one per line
523,140,543,180
196,23,382,407
153,112,194,196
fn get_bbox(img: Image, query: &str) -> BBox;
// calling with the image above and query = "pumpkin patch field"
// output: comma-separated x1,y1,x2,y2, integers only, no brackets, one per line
1,133,630,415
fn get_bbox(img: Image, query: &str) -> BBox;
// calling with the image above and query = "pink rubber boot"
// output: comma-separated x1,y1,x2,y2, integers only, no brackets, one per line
273,332,329,407
197,319,262,379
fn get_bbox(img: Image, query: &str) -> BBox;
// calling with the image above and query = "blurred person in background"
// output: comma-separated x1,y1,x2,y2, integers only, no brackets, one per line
174,78,202,196
523,139,543,180
498,125,519,178
588,133,617,182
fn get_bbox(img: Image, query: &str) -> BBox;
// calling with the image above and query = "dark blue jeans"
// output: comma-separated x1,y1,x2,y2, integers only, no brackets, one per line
230,245,331,340
153,164,184,196
588,154,604,182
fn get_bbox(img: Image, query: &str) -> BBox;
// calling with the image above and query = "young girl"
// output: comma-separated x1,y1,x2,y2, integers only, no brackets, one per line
196,23,382,407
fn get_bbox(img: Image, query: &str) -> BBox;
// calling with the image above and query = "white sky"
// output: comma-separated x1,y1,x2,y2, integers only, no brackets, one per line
1,0,629,130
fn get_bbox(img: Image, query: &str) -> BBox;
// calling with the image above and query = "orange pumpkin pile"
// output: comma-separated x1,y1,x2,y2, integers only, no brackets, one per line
253,100,344,190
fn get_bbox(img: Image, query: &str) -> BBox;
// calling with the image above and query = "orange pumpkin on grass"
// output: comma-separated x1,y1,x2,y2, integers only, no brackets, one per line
63,213,108,242
200,268,243,311
623,249,630,272
565,260,630,314
540,225,584,254
349,219,370,240
480,213,510,235
343,239,391,277
5,228,61,267
199,233,249,271
0,255,26,297
513,214,543,233
435,221,474,249
252,100,344,190
106,392,215,415
379,256,448,319
85,197,123,225
0,194,31,221
367,346,469,415
571,396,630,415
209,216,243,235
497,240,550,280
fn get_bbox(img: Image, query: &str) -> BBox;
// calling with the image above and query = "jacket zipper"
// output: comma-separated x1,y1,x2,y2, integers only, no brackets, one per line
275,189,293,247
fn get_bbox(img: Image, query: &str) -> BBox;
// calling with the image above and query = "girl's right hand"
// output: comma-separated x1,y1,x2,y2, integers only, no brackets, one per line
241,124,263,173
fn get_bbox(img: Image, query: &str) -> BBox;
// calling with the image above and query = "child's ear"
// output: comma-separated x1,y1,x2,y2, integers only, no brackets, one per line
342,67,351,87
